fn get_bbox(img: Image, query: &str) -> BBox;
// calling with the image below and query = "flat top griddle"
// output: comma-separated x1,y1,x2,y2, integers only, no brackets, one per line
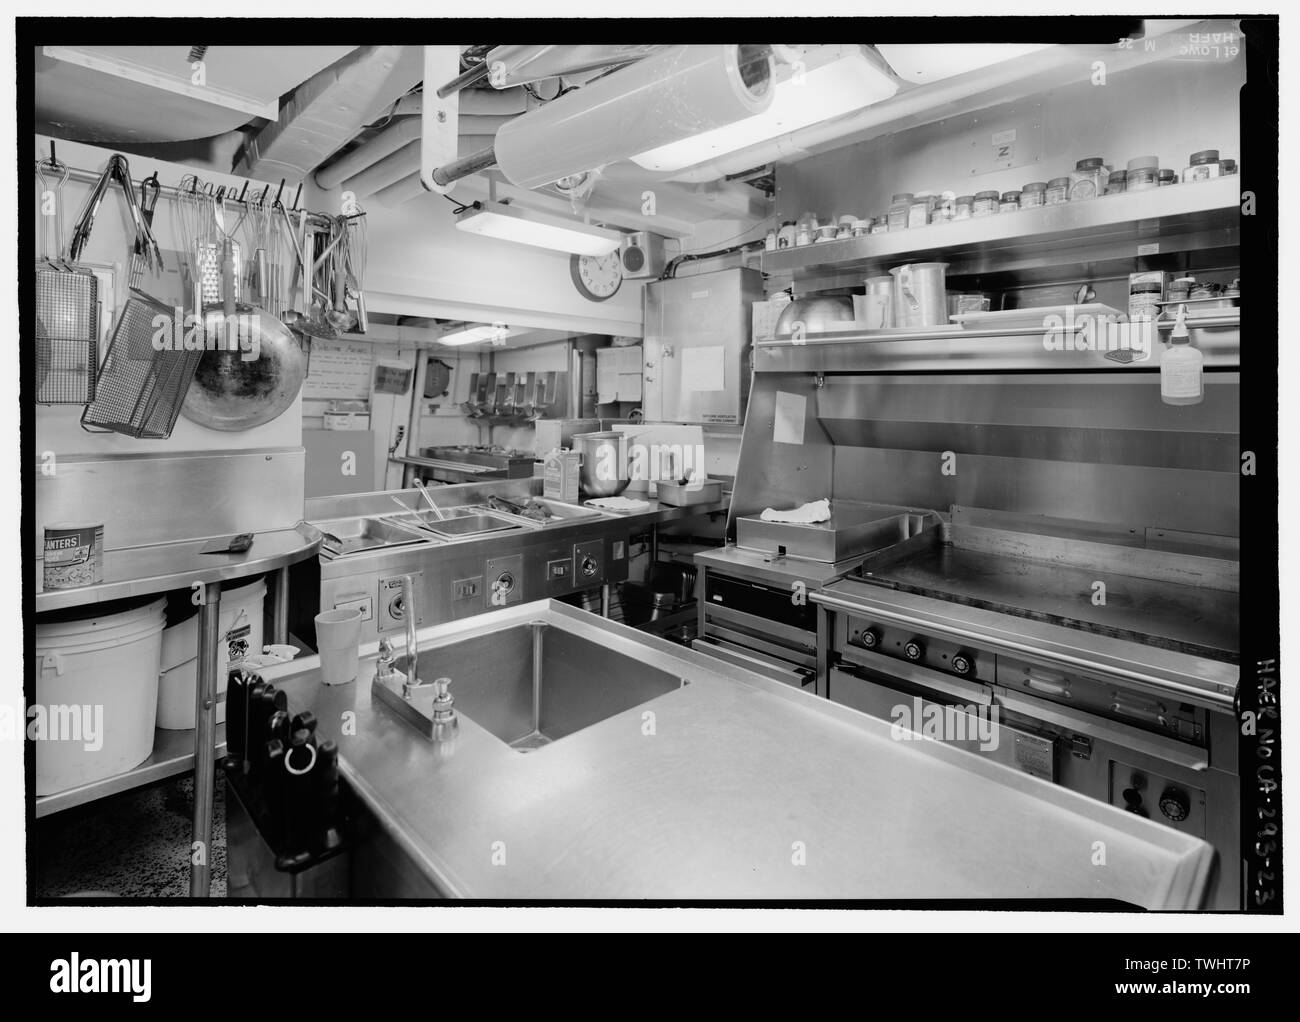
851,539,1239,665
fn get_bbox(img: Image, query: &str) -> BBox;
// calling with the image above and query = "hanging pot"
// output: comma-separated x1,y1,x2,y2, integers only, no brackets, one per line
180,239,308,431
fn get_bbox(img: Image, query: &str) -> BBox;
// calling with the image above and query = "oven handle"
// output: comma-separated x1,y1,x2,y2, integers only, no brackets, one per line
692,638,814,689
812,591,1235,712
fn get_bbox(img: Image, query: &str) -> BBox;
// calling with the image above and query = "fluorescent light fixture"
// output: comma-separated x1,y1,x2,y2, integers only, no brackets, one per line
631,48,900,173
455,201,622,256
439,324,509,346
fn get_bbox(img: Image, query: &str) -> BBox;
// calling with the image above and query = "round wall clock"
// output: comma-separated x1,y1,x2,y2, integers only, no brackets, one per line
570,251,623,302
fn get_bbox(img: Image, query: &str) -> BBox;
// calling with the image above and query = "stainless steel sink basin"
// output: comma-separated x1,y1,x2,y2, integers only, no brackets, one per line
409,621,687,751
421,513,520,539
315,516,430,556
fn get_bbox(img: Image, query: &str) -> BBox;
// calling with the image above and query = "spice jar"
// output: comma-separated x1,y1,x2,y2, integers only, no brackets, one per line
776,219,797,249
1167,277,1195,304
1105,170,1128,195
814,223,838,243
1069,157,1110,200
1222,159,1237,175
871,214,889,234
1020,182,1047,208
1127,156,1159,191
764,228,778,252
999,190,1021,213
954,195,974,220
1182,149,1222,183
933,192,957,222
972,190,1000,217
836,214,857,240
852,218,871,238
795,212,817,246
1045,177,1071,205
888,193,913,232
1158,169,1177,186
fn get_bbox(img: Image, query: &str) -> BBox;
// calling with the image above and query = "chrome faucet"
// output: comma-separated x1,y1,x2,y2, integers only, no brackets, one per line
401,573,422,697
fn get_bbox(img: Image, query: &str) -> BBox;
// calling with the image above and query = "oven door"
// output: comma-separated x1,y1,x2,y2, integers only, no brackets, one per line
828,659,1058,782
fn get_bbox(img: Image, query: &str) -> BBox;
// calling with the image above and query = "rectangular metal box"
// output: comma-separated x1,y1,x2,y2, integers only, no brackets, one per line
641,267,764,425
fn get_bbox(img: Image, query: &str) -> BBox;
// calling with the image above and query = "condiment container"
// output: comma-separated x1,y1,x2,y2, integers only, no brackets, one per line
43,522,104,590
1158,169,1177,186
934,192,957,222
887,193,913,232
852,218,871,237
1161,305,1202,406
907,194,935,229
1106,170,1128,195
999,190,1021,213
1127,156,1160,191
1128,279,1164,321
814,223,838,243
764,229,777,252
795,213,816,246
1020,182,1047,208
954,195,974,220
835,215,856,240
972,190,1000,217
870,215,889,234
1221,159,1237,175
1167,277,1195,304
776,220,797,248
1182,149,1222,183
1068,157,1110,200
1045,177,1071,205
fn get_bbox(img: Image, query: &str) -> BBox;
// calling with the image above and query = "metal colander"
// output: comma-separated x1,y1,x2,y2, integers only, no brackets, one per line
80,290,203,439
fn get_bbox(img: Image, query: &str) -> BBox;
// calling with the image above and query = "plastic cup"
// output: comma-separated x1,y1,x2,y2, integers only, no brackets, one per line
315,608,363,686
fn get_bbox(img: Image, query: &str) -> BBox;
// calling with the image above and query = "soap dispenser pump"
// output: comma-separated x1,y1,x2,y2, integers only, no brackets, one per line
1161,304,1203,405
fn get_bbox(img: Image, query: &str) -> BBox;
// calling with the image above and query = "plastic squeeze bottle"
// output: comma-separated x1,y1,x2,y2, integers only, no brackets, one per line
1160,304,1203,406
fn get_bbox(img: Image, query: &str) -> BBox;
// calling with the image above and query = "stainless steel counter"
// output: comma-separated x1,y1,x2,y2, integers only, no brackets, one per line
258,601,1213,906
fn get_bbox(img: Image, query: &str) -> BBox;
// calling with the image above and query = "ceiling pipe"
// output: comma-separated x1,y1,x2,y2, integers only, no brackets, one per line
353,135,496,199
662,31,1209,183
480,44,667,89
316,115,422,189
394,87,530,116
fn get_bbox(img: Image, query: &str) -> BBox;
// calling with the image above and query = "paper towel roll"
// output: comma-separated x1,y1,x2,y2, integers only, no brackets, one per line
493,44,774,189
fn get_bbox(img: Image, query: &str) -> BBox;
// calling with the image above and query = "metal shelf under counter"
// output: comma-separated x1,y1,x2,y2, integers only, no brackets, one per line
762,176,1241,292
35,725,227,819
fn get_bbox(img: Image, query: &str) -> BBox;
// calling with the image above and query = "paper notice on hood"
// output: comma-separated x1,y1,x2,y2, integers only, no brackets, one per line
773,391,806,445
681,345,725,391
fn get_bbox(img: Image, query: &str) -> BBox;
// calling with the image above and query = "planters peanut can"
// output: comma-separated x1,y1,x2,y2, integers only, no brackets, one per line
43,522,104,590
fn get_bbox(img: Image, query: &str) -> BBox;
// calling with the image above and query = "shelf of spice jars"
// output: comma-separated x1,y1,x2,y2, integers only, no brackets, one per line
761,176,1241,289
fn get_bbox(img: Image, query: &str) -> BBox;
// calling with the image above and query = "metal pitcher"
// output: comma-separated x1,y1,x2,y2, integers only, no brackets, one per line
889,262,949,329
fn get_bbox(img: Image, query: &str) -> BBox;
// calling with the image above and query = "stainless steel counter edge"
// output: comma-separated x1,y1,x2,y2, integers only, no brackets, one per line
258,601,1214,905
814,583,1237,711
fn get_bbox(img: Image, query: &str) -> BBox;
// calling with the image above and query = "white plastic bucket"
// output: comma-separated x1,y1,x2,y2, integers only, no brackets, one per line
156,576,266,730
34,597,166,796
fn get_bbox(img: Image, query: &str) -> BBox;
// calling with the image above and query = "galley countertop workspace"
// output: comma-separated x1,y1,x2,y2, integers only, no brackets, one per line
260,601,1213,906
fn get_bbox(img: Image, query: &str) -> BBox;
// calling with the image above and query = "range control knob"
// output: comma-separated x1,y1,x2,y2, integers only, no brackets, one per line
903,639,924,662
1158,787,1190,822
579,555,599,578
950,652,974,676
856,628,880,650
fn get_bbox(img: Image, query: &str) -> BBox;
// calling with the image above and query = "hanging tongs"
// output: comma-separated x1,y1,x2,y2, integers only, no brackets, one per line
68,155,164,275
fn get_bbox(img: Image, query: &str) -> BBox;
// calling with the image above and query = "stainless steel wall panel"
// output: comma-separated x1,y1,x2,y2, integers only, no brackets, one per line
35,449,306,554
